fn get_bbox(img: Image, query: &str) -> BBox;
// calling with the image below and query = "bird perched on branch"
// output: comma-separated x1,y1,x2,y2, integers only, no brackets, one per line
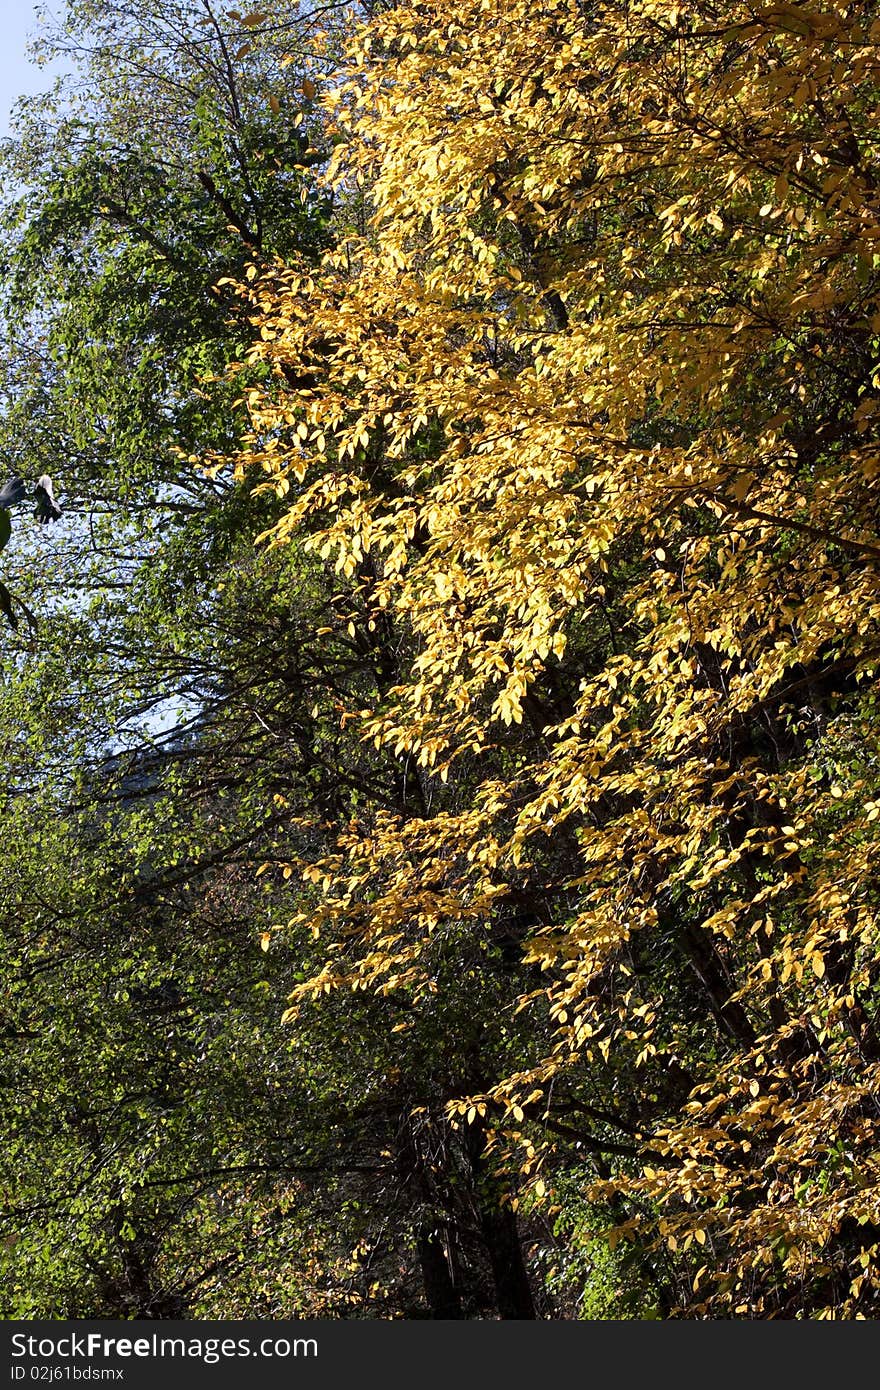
0,474,62,522
33,475,62,523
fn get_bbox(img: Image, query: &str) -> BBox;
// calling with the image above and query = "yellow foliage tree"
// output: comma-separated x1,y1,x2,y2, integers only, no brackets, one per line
224,0,880,1315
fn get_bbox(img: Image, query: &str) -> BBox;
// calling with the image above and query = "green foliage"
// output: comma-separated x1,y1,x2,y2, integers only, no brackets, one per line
548,1178,655,1322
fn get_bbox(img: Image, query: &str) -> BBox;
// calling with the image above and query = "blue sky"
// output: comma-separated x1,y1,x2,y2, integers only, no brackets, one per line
0,2,69,140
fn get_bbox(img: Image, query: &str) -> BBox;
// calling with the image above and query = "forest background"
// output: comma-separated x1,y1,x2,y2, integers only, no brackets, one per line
0,0,879,1321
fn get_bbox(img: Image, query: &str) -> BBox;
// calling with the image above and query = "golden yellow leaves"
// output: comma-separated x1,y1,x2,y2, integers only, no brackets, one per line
205,0,880,1318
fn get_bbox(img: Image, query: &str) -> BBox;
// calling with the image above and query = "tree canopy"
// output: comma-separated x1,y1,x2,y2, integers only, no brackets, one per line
3,0,880,1319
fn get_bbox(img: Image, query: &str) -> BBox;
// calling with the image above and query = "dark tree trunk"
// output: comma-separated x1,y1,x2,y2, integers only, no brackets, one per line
417,1225,464,1319
464,1120,536,1319
477,1200,536,1319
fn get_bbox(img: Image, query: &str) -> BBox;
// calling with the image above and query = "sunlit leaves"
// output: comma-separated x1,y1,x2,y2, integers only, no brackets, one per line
221,0,880,1318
